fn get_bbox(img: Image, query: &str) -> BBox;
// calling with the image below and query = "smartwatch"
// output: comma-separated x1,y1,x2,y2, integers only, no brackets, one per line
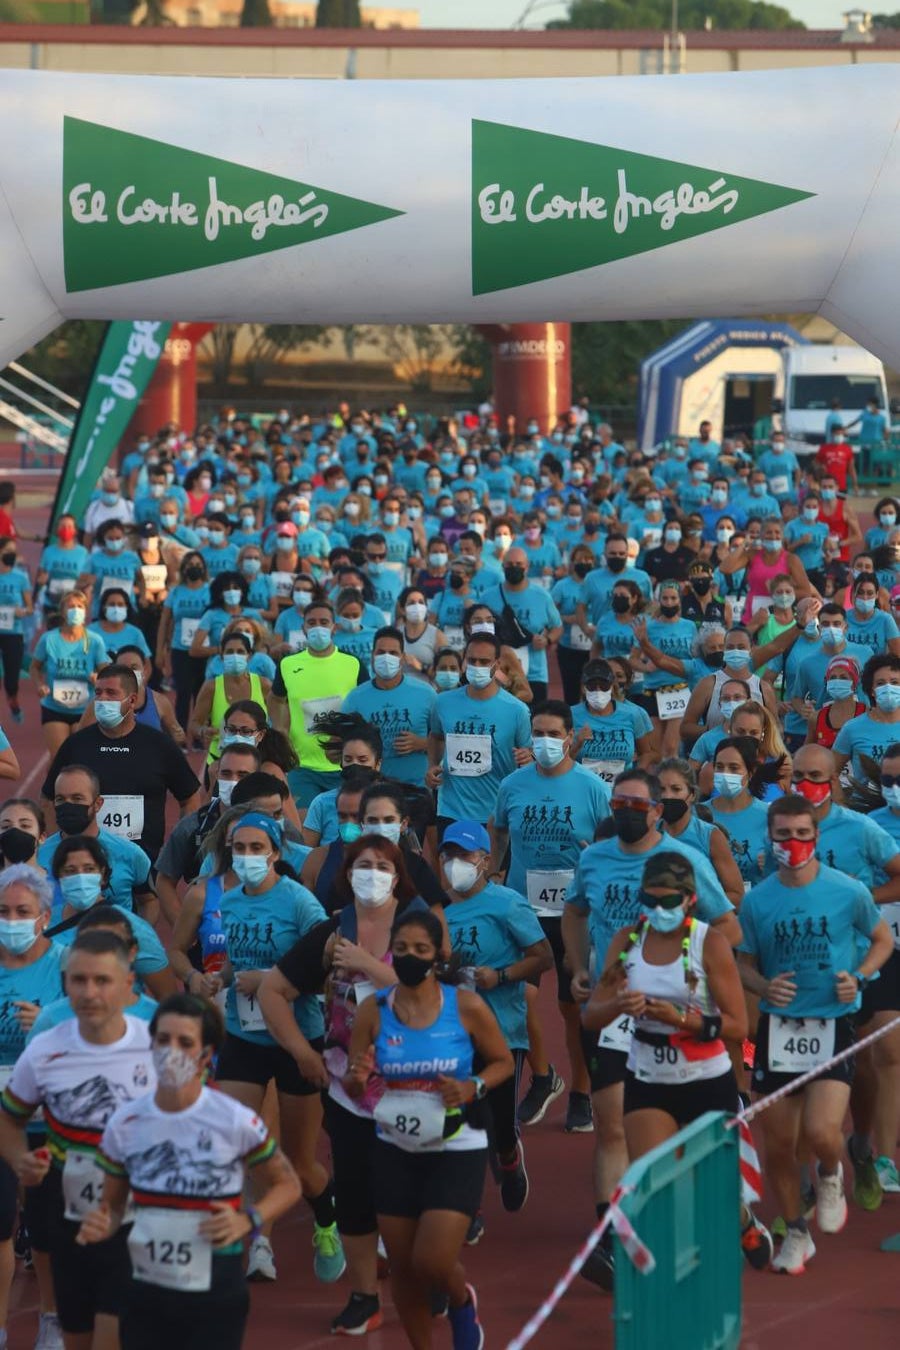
853,970,869,989
471,1075,488,1101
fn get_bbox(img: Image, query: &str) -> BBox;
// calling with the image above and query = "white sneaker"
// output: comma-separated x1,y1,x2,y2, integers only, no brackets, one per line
34,1313,64,1350
875,1156,900,1193
816,1164,848,1234
247,1235,277,1282
771,1226,816,1275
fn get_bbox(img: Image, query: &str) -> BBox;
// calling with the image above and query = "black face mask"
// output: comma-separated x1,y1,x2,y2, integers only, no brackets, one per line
612,808,650,845
449,573,466,591
660,603,681,618
611,594,631,615
573,562,592,579
660,798,690,825
705,651,725,669
184,565,204,582
1,552,15,567
54,802,94,836
392,953,435,987
0,827,36,864
503,565,525,585
606,557,627,574
692,577,712,595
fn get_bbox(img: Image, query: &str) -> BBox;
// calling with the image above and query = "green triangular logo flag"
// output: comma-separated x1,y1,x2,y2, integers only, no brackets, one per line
471,120,814,296
63,117,404,292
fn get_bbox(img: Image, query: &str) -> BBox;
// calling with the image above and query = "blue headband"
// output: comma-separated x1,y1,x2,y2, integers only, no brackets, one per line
233,811,282,849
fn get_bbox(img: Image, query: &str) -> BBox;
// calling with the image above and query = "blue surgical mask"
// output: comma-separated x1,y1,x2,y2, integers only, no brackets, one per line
713,771,745,798
762,538,781,552
803,507,819,523
532,736,567,769
363,821,402,845
435,670,461,691
804,620,819,638
242,558,261,576
821,488,836,502
723,649,751,669
752,482,766,497
826,678,854,701
223,652,249,675
855,596,876,615
104,606,127,624
339,821,362,844
59,872,102,911
883,784,900,810
383,511,400,527
720,699,743,722
465,664,493,689
820,626,844,647
373,653,401,680
0,917,41,955
95,699,126,728
222,589,241,607
105,537,124,554
875,684,900,712
646,904,686,933
102,492,119,507
306,626,332,652
220,731,257,748
232,853,271,887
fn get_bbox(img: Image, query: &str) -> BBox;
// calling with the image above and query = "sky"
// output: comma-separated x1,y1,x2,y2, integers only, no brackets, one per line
413,2,853,30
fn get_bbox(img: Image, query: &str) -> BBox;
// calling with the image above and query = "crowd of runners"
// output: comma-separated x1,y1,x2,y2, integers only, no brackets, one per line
0,395,894,1348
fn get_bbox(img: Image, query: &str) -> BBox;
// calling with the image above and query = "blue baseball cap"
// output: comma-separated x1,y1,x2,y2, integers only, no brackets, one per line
440,820,490,854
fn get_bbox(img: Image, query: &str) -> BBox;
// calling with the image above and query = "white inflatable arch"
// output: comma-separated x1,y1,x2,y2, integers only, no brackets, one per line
1,64,899,369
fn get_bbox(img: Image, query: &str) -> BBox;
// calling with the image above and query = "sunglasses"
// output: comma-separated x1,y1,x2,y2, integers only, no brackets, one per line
881,774,900,789
611,797,655,813
585,679,613,692
637,889,686,911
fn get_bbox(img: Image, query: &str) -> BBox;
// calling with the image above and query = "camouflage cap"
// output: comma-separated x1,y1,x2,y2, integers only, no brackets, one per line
641,850,696,894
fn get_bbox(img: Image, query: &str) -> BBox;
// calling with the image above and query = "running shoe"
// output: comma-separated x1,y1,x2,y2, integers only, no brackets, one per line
771,1226,816,1275
740,1213,773,1271
331,1293,382,1337
33,1314,64,1350
875,1156,900,1193
564,1092,594,1134
313,1222,347,1282
847,1134,883,1212
464,1211,485,1245
517,1065,565,1125
247,1235,277,1282
816,1163,848,1234
447,1283,484,1350
499,1143,529,1212
580,1230,614,1291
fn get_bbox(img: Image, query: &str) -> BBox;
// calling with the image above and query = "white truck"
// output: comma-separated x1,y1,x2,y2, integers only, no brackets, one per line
781,344,890,452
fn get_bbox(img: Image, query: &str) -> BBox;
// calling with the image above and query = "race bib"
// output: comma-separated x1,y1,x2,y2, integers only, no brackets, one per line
62,1150,105,1221
287,630,305,652
583,758,625,785
768,475,790,496
129,1208,212,1292
525,869,574,915
0,606,15,631
236,986,267,1034
374,1089,446,1151
301,694,343,734
100,575,129,595
98,795,144,841
769,1016,835,1074
140,564,167,593
751,595,773,615
353,979,376,1006
599,1013,634,1053
179,617,200,647
631,1035,709,1085
443,626,465,652
642,527,663,548
446,733,492,777
882,901,900,950
655,684,689,721
513,645,531,678
51,678,89,708
568,622,593,652
270,571,294,600
48,576,77,597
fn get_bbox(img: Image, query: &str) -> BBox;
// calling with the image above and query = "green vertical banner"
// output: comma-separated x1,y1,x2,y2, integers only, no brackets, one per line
51,319,171,529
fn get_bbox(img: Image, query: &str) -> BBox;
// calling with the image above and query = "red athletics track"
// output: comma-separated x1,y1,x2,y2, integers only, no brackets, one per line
3,464,899,1348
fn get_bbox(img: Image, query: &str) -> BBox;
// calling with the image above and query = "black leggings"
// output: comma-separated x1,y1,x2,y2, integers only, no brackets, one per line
487,1048,524,1158
170,648,207,732
323,1093,378,1237
556,645,589,708
0,633,24,700
120,1253,248,1350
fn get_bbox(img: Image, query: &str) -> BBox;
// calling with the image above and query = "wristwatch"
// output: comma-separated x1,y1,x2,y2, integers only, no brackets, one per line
853,970,869,988
471,1075,488,1101
244,1204,264,1240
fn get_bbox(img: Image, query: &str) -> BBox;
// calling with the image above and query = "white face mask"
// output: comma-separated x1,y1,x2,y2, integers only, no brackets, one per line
350,867,395,908
217,777,237,805
152,1045,201,1089
586,688,612,710
444,857,481,893
405,602,427,623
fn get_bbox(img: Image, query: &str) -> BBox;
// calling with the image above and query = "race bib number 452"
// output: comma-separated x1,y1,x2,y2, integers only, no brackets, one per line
446,733,491,777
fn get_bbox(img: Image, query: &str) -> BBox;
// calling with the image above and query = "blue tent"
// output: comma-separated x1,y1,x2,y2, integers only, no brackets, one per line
638,320,808,451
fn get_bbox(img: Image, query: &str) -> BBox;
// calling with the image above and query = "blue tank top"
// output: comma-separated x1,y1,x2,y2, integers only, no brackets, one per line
198,874,226,974
374,984,474,1084
315,839,346,915
135,690,161,732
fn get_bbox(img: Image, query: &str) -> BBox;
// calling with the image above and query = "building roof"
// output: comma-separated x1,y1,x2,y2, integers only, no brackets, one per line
3,24,900,49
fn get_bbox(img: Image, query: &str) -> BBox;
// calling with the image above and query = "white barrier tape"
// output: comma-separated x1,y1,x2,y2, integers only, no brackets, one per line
505,1185,654,1350
732,1009,900,1128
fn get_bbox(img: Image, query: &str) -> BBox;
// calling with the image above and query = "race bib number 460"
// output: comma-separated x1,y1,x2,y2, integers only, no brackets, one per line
769,1016,835,1074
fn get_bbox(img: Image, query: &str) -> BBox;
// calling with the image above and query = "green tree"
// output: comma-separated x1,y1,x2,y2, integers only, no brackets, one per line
22,321,107,398
548,0,804,30
316,0,362,26
240,0,272,26
872,13,900,27
0,0,37,19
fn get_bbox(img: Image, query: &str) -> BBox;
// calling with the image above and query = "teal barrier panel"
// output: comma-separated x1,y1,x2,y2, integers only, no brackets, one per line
613,1112,741,1350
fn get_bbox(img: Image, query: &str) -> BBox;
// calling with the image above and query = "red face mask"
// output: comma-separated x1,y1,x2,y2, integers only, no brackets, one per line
57,524,76,542
790,778,832,807
772,837,816,869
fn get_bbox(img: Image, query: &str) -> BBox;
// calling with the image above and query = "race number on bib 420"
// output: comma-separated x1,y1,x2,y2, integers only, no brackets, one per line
446,733,492,777
769,1016,836,1074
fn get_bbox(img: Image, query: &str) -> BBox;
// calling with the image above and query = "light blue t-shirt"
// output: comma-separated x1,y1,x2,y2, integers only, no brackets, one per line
0,569,30,635
844,609,899,657
815,802,899,888
343,675,437,785
740,864,881,1017
33,628,108,714
783,517,828,572
50,903,167,977
87,621,150,662
550,576,590,651
85,549,142,613
794,641,872,709
690,725,727,765
833,713,900,781
444,883,545,1049
566,831,733,967
304,788,339,845
642,617,696,692
571,701,653,775
479,584,562,685
494,763,610,897
164,584,212,652
38,544,90,602
220,875,326,1046
709,800,774,887
39,828,152,913
582,566,653,623
0,944,66,1064
595,614,638,661
431,686,531,824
